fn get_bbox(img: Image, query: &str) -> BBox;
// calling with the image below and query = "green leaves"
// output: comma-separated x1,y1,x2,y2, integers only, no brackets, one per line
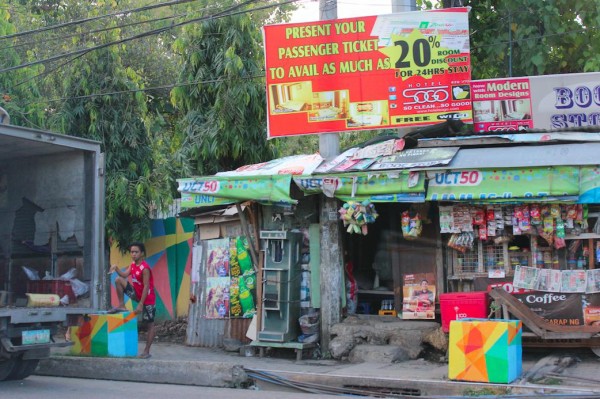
455,0,600,78
172,12,275,175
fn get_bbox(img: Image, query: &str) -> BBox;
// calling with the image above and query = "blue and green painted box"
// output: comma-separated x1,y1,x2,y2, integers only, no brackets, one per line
70,312,138,357
449,318,522,383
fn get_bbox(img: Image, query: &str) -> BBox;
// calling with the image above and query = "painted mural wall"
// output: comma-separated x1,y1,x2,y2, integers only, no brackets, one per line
109,217,195,321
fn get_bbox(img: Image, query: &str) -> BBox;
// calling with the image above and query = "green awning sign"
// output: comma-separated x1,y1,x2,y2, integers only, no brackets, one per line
177,175,295,208
294,170,425,198
180,193,235,208
579,166,600,203
426,167,580,201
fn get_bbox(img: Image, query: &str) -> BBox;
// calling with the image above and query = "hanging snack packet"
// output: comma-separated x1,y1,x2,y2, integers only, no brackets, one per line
401,211,411,236
556,218,565,238
554,237,566,250
543,217,554,233
514,206,524,220
408,212,422,239
486,207,495,221
478,225,488,240
530,204,541,224
473,208,485,226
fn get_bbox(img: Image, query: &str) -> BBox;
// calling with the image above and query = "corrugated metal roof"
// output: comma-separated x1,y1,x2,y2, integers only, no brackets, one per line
431,142,600,170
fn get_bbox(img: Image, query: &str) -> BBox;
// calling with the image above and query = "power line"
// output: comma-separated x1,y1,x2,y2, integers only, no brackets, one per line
0,11,189,53
0,0,205,40
23,23,595,106
24,73,266,106
0,0,278,74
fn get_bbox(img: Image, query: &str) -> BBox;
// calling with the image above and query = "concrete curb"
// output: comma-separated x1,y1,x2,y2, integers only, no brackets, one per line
38,357,248,388
247,368,600,397
38,355,600,397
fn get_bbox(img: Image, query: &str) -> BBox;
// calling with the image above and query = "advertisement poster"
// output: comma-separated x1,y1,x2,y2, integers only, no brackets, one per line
206,238,230,277
586,269,600,294
402,272,436,320
229,237,257,318
472,72,600,132
583,294,600,326
205,277,230,319
263,9,472,138
204,237,256,319
482,279,586,327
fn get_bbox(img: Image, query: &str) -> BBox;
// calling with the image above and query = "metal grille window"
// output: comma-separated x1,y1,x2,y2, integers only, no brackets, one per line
455,248,479,274
483,244,504,272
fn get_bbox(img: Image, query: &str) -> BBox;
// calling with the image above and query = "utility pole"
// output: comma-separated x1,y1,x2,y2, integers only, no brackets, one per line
318,0,343,356
392,0,416,13
391,0,416,138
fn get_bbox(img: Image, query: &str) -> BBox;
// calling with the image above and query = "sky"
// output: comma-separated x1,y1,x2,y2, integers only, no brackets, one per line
290,0,396,23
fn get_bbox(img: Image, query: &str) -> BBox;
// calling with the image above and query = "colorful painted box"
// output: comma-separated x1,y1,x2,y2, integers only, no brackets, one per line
448,318,522,383
70,312,138,357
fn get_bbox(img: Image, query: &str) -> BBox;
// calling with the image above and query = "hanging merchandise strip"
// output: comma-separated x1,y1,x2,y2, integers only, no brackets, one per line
441,203,587,248
338,200,379,235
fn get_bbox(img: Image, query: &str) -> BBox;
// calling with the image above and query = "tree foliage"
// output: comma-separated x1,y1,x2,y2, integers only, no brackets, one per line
171,11,275,175
422,0,600,78
0,6,46,127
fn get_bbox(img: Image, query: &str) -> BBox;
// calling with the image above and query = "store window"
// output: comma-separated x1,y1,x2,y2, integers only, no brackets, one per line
443,204,600,282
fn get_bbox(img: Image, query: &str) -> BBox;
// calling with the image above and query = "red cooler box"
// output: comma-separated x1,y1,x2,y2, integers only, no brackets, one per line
440,291,490,333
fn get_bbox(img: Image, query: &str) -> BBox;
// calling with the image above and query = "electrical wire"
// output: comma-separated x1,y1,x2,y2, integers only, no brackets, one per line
0,11,188,52
0,0,207,40
0,0,268,74
0,0,302,75
23,74,264,106
6,0,597,107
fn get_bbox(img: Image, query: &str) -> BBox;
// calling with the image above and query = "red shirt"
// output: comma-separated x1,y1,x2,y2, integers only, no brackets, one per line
130,260,155,305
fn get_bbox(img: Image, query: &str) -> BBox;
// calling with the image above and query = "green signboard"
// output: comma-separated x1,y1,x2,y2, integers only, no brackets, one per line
579,166,600,204
426,167,580,201
294,171,425,198
178,175,295,208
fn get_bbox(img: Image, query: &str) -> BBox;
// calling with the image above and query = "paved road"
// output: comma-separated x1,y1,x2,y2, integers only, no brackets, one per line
1,375,339,398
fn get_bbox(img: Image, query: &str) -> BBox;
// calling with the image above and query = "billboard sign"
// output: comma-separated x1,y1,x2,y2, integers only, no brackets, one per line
263,9,472,138
472,72,600,132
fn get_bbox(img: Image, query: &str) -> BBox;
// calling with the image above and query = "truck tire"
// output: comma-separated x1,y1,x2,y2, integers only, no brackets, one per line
7,358,40,380
0,358,16,381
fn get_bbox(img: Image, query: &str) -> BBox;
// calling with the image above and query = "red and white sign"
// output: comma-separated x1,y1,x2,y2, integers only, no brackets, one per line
263,9,472,138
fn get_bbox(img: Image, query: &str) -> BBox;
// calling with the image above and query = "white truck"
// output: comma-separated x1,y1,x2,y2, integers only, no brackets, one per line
0,108,105,380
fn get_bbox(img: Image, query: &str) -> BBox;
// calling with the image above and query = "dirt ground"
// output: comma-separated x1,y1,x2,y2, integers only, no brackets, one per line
139,317,187,344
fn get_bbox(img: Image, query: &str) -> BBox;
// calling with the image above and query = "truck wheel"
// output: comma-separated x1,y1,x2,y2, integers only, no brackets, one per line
7,358,40,380
0,358,16,381
591,347,600,357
